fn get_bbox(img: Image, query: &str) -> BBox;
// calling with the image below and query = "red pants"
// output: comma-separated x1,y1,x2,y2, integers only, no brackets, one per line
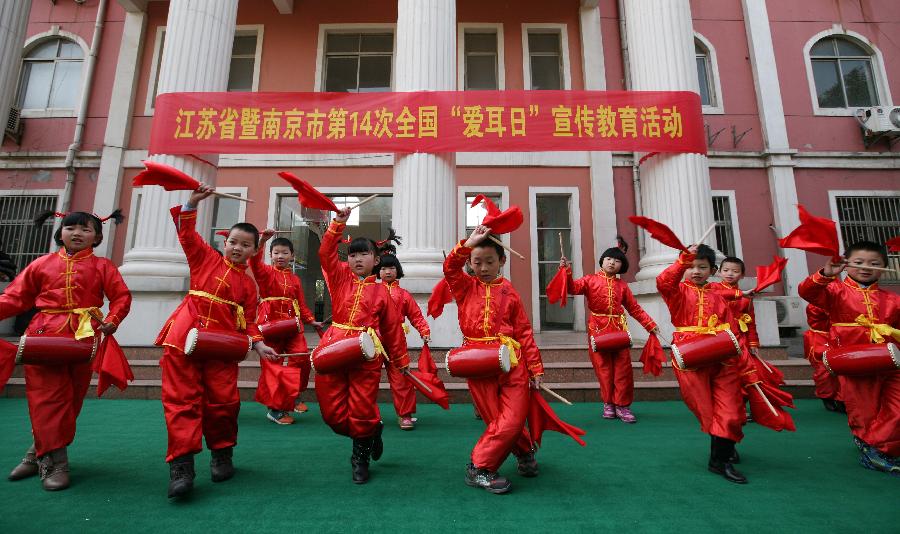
255,334,311,411
384,358,416,417
840,372,900,457
315,356,382,439
468,363,533,472
161,347,240,462
674,361,744,443
803,332,841,400
24,362,92,457
589,346,634,406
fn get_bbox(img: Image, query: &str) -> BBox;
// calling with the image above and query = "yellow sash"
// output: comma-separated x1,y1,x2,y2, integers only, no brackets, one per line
332,322,386,358
402,323,410,335
261,296,302,319
737,313,752,333
675,315,731,335
464,334,521,367
42,307,103,340
832,314,900,344
188,290,246,330
591,311,628,331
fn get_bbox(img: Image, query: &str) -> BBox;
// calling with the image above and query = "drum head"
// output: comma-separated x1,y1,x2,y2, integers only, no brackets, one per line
889,343,900,368
498,344,511,373
184,328,200,355
359,331,377,360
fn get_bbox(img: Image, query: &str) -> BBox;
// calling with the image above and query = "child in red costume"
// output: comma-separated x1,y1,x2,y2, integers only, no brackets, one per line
444,225,544,494
378,253,431,430
710,257,760,357
252,230,322,425
316,207,409,484
798,240,899,476
157,184,278,499
561,242,658,423
2,210,131,491
802,303,843,412
657,244,749,484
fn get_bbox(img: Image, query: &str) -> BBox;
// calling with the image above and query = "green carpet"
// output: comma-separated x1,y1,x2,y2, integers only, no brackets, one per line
0,398,896,533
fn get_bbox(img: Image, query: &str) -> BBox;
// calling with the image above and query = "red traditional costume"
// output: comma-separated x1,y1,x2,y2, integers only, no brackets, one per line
567,269,656,406
657,252,747,443
250,249,316,412
317,219,409,439
710,281,759,350
798,271,900,456
444,242,543,472
802,303,841,402
155,206,264,462
383,280,430,418
0,248,131,456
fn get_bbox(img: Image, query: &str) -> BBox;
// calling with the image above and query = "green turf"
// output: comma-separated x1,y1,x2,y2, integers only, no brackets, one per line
0,398,896,533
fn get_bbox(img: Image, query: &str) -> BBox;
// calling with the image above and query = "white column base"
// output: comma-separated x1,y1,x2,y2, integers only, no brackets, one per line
114,293,186,346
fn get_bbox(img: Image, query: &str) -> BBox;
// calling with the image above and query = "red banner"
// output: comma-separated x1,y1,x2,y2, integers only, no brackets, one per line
149,90,705,155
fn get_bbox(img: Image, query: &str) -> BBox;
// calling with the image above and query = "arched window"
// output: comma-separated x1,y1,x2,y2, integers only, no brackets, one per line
17,38,83,110
694,35,722,113
810,36,878,108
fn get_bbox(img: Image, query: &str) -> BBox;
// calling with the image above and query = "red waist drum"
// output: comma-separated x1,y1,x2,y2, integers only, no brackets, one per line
671,330,741,371
590,330,632,353
15,335,99,365
260,317,302,343
823,343,900,377
184,328,252,362
445,343,511,378
311,333,377,374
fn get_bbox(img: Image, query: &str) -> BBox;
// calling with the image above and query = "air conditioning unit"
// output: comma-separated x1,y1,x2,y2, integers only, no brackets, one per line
4,106,22,144
854,106,900,148
767,296,806,329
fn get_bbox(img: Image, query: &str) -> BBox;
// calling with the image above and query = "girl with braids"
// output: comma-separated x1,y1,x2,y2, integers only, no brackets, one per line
2,209,132,491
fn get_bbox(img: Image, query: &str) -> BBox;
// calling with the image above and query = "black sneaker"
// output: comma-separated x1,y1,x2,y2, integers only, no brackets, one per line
516,451,539,477
465,463,511,494
167,455,195,498
210,447,235,483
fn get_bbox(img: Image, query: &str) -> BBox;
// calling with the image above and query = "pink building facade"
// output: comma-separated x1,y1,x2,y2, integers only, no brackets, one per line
0,0,897,346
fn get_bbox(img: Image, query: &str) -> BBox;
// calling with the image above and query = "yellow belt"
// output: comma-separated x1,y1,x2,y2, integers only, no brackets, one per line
675,315,731,336
833,315,900,344
464,334,520,367
42,307,103,340
402,323,410,335
591,312,628,331
737,313,752,333
261,296,302,319
332,322,386,358
188,290,246,330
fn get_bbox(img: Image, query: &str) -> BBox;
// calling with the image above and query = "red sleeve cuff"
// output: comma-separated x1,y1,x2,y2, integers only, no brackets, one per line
811,270,836,286
677,252,696,265
327,221,346,234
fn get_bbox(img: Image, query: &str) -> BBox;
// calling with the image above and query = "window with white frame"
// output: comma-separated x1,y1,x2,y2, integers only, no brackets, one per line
695,38,716,108
712,195,737,257
810,36,879,109
835,195,899,283
209,193,247,251
463,29,501,90
322,32,393,93
536,194,574,330
525,30,563,90
0,195,57,273
465,193,503,235
17,38,83,111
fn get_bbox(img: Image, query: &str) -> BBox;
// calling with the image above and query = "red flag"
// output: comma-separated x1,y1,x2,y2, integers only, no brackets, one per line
133,160,201,191
92,336,134,397
753,256,788,293
471,194,501,216
746,381,796,432
545,267,569,307
215,230,230,238
406,346,450,410
527,390,586,447
639,334,666,376
887,236,900,253
778,205,840,260
482,206,524,235
254,365,301,408
628,216,688,252
749,353,786,388
427,278,453,319
277,172,339,212
0,339,16,393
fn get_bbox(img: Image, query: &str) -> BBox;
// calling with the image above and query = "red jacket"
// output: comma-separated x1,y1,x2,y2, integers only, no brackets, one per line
156,206,263,352
250,250,315,324
318,220,409,369
0,248,131,336
443,241,544,377
709,281,760,348
798,271,900,347
383,280,430,337
567,269,656,334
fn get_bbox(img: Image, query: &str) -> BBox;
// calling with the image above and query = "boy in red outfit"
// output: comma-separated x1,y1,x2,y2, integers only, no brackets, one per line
802,303,843,412
157,184,278,499
798,240,899,475
316,208,409,484
444,225,544,494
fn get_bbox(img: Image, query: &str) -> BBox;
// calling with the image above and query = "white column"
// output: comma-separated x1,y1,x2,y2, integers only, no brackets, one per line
392,0,458,347
117,0,237,345
0,0,32,132
742,0,808,296
626,0,716,281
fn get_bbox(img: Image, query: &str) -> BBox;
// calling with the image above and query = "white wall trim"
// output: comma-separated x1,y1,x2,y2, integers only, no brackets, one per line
457,23,506,90
528,186,584,333
313,23,398,92
456,185,511,279
694,32,724,115
235,25,265,92
710,189,743,258
827,189,900,253
802,25,894,117
521,23,571,90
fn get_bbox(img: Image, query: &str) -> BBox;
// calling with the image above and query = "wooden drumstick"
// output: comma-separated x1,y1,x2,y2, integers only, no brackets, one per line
278,352,310,358
754,354,774,375
694,223,717,246
540,384,573,406
488,235,525,260
558,232,565,260
402,369,433,394
347,194,380,210
211,190,254,203
752,382,779,417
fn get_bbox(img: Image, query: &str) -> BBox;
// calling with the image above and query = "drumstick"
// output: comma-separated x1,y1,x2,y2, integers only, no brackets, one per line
754,354,774,375
279,352,310,358
488,235,525,260
752,382,779,417
347,194,380,210
558,232,565,260
211,190,254,203
402,369,433,394
540,384,573,406
694,223,716,246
